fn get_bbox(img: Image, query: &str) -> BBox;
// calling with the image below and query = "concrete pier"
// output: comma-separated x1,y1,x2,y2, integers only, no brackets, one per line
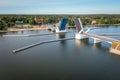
13,37,75,53
2,33,56,37
2,31,75,38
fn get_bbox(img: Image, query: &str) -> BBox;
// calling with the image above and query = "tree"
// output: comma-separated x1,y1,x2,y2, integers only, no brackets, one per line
98,17,105,24
68,19,74,27
28,18,36,25
0,21,7,30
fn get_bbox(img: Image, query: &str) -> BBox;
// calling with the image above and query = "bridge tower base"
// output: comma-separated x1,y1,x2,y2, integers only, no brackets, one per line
56,29,67,33
75,33,88,39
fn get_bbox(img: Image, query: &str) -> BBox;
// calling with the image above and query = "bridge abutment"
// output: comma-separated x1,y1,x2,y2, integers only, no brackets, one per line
110,41,120,55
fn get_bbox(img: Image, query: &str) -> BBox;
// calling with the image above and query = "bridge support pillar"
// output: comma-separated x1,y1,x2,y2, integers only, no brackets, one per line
94,38,102,44
56,29,67,33
75,33,88,39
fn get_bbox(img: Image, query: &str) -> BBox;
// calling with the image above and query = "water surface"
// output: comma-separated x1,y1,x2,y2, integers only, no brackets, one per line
0,26,120,80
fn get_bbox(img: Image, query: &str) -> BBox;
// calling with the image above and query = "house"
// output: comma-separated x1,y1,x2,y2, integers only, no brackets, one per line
15,21,23,24
35,16,44,25
91,20,97,25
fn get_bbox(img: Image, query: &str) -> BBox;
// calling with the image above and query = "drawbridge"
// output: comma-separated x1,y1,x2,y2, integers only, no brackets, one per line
2,18,120,55
74,18,120,55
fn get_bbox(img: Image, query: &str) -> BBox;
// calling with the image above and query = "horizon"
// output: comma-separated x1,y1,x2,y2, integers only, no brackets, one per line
0,0,120,14
0,13,120,15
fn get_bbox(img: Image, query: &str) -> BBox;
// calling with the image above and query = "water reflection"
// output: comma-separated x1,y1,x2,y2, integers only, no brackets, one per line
75,38,89,48
1,26,120,80
55,33,67,52
93,42,102,49
58,33,66,38
75,39,82,48
56,33,66,44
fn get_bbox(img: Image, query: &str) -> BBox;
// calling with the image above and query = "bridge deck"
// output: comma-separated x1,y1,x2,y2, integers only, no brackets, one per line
84,33,120,42
83,32,120,55
97,33,120,36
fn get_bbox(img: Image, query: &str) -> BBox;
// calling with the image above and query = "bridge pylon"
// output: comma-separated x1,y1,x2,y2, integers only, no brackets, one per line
73,18,89,39
55,18,68,33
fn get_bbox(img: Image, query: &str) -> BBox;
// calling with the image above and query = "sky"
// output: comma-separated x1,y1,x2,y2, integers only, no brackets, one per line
0,0,120,14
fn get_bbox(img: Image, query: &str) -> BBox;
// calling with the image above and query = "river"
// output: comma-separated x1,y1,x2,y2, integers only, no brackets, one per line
0,26,120,80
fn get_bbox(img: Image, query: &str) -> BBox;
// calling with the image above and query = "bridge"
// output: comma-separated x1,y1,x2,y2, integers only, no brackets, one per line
3,18,120,55
74,18,120,55
84,32,120,43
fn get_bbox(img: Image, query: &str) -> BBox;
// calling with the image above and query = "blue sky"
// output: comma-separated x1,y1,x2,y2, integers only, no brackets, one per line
0,0,120,14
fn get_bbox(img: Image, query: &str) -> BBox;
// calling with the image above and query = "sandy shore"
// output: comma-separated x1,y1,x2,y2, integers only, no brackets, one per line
0,26,48,33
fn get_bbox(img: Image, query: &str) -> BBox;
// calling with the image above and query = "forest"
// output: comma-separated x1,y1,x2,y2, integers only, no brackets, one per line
0,14,120,30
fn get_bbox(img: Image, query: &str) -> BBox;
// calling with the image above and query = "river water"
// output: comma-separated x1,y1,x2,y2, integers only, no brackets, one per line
0,26,120,80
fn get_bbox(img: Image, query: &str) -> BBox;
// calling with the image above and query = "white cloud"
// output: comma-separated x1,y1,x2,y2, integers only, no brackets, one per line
0,0,120,14
0,0,96,7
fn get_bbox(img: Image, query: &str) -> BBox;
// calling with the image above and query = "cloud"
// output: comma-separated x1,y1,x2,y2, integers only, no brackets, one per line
0,0,63,6
0,0,96,7
0,0,120,14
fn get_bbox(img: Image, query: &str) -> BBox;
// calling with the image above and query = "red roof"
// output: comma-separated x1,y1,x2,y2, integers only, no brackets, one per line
91,20,97,24
36,18,44,23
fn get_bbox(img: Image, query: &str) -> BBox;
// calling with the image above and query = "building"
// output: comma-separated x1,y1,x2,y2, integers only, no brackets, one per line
91,20,97,25
15,20,24,28
15,21,23,24
35,16,44,25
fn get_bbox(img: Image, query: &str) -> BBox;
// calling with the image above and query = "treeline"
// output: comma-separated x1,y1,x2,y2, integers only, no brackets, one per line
81,15,120,25
0,14,120,30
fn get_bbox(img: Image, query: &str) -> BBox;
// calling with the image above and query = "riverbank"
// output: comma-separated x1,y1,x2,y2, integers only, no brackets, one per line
86,24,120,26
68,24,120,28
0,24,120,33
0,26,47,33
